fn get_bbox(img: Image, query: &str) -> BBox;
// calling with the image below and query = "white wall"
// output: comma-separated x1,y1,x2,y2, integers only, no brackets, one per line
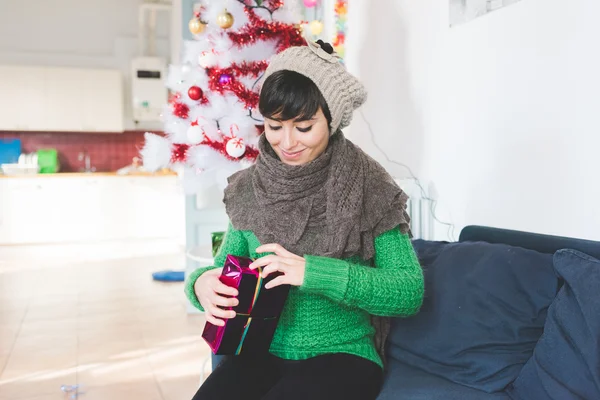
346,0,600,241
0,0,173,131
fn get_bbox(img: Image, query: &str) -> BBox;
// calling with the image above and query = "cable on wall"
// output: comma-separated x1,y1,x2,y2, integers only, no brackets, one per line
359,109,456,241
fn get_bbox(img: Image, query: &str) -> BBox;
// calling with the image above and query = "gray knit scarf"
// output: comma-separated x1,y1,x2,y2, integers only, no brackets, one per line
223,131,411,365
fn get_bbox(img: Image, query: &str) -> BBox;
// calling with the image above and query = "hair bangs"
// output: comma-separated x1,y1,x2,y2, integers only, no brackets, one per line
259,70,331,124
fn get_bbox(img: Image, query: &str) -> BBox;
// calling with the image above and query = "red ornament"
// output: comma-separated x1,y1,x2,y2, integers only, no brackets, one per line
171,143,190,163
188,86,203,101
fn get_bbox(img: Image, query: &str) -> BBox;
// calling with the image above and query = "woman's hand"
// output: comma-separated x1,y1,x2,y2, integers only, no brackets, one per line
194,268,239,326
250,244,306,289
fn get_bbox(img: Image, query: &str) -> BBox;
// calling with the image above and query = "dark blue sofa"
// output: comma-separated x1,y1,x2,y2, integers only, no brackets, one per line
210,226,600,399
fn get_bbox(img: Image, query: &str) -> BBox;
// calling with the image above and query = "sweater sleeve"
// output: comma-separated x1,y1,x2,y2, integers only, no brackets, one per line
184,222,249,312
299,227,424,317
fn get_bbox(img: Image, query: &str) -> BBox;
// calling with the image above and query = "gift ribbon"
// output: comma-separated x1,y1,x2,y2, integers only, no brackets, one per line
234,267,263,355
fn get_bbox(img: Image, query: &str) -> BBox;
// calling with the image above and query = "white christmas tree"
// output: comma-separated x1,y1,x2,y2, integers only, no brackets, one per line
141,0,304,193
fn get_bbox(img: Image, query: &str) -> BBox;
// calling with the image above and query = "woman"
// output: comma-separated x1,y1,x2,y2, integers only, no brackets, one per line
186,40,424,400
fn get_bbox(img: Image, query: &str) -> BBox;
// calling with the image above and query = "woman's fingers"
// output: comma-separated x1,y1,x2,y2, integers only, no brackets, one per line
250,254,289,269
213,281,238,297
212,294,239,308
256,243,300,259
261,263,283,279
209,304,236,319
265,276,287,290
205,313,225,327
249,255,275,269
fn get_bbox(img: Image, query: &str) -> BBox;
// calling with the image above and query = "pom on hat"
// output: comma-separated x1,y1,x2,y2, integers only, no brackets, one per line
315,40,334,54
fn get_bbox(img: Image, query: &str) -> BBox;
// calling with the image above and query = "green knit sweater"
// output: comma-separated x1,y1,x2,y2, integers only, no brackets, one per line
185,223,424,368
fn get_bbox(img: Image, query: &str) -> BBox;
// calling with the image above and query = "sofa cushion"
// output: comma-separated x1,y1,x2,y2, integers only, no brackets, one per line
387,240,559,393
507,249,600,400
377,359,510,400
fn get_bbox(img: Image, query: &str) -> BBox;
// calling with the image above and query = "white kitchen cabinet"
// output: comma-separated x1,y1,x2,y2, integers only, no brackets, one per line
0,66,16,130
45,67,85,132
82,69,124,132
0,175,184,245
0,66,48,131
20,67,49,131
0,65,124,133
0,66,25,131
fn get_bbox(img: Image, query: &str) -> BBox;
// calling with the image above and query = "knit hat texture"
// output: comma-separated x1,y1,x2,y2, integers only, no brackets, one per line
262,40,367,133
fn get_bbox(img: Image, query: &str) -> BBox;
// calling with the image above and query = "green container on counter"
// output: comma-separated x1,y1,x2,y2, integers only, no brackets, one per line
211,231,225,257
37,149,59,173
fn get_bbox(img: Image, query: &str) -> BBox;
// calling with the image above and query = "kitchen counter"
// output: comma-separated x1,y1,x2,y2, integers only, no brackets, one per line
0,171,184,245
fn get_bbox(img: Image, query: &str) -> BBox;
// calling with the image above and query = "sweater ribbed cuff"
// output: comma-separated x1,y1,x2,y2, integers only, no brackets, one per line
300,255,350,302
184,267,218,312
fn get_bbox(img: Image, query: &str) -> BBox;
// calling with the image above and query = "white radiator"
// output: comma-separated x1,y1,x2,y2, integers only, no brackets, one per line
406,197,434,240
396,179,435,241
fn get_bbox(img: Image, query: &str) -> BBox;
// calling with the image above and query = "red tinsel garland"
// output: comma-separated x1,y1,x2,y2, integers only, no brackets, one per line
226,60,269,77
171,141,259,164
205,60,268,108
228,7,304,52
196,92,210,105
210,76,260,109
203,140,260,162
171,143,190,163
265,0,284,9
171,101,190,119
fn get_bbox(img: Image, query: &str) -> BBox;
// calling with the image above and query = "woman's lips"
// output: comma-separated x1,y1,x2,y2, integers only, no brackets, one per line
280,148,305,160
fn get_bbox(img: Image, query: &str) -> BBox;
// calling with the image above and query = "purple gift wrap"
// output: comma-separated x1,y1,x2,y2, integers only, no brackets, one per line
201,254,290,355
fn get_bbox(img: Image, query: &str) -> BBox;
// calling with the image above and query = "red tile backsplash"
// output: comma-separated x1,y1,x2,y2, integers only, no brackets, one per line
0,130,164,172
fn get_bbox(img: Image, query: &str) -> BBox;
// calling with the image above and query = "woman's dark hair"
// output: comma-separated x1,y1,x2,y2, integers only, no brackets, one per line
259,70,332,126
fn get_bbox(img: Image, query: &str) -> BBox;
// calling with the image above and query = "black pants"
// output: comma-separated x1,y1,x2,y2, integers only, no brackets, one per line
192,353,383,400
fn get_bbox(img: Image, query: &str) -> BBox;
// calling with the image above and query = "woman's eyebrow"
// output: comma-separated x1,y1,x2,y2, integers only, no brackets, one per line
293,116,317,122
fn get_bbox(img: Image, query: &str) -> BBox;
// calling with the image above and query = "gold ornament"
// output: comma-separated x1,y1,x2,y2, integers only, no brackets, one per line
217,9,234,29
309,20,324,36
189,17,206,35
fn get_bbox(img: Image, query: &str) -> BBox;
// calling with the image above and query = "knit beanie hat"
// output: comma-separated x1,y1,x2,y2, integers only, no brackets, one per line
261,40,367,133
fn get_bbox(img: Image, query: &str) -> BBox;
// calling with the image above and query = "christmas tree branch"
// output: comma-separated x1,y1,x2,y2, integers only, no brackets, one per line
235,0,281,20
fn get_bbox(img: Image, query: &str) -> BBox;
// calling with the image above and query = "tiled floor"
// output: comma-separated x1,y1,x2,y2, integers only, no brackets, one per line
0,243,211,400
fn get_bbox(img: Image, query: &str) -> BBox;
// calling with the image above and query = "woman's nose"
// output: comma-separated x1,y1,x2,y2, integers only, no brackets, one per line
281,129,297,149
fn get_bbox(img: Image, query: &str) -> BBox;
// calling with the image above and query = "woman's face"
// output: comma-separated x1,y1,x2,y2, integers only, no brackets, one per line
264,108,330,166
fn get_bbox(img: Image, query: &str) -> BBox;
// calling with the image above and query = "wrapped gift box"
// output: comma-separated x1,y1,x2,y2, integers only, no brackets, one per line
202,254,290,355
